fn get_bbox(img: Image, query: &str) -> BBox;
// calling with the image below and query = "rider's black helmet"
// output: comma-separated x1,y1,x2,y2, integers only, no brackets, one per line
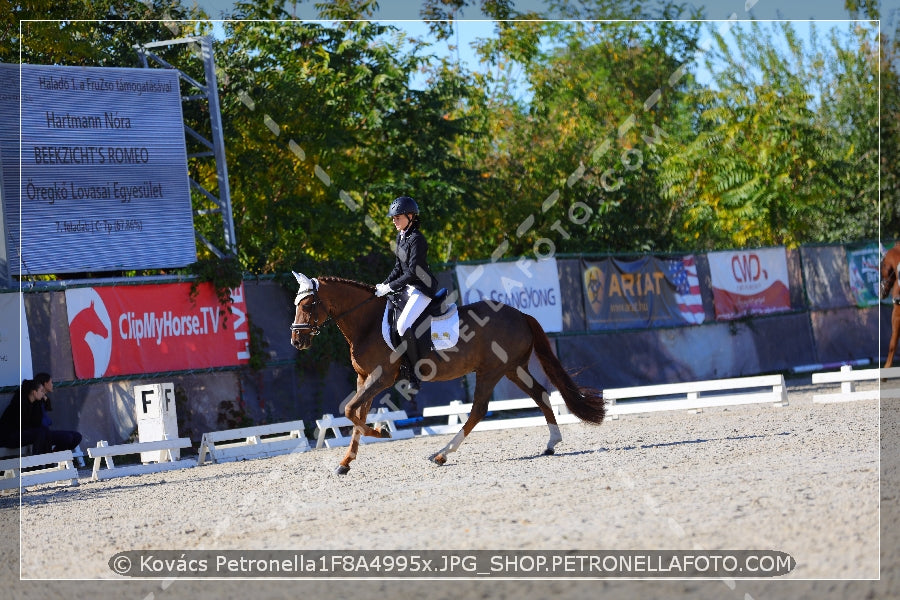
388,196,419,217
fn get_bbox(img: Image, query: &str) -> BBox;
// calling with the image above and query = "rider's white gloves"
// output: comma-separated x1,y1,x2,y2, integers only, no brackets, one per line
375,283,392,297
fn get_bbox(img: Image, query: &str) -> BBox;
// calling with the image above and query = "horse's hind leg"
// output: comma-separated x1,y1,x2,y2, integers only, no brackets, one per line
430,371,502,466
507,364,561,455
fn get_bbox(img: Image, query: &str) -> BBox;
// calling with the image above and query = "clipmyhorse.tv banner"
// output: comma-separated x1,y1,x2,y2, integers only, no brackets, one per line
708,247,791,320
64,283,250,379
455,259,562,332
581,255,704,330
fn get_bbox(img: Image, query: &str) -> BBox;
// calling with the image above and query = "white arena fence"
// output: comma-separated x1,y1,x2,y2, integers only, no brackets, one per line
2,371,884,492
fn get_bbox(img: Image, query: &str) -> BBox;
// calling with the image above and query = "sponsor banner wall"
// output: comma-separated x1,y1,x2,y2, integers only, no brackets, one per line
847,244,884,308
0,293,33,386
455,259,563,332
581,255,704,330
708,247,792,320
64,283,250,379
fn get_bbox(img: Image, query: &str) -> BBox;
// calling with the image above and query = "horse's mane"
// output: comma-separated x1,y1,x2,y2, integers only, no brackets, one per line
317,276,376,292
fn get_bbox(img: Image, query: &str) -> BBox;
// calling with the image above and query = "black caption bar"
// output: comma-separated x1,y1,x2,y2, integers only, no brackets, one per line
109,550,795,578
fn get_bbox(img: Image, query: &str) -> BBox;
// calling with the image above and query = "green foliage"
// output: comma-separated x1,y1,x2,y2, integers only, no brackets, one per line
657,20,880,249
211,2,484,275
452,17,703,257
186,255,243,311
4,0,208,66
4,0,891,269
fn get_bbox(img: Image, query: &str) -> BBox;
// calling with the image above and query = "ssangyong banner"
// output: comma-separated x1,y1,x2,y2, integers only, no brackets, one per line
708,247,791,320
64,283,250,379
0,63,196,275
581,255,704,330
455,258,563,332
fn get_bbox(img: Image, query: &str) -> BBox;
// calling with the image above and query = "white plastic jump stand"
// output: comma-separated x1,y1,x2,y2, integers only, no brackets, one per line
812,365,900,403
88,435,194,481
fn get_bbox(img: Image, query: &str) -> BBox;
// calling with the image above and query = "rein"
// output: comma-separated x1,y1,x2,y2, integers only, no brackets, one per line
290,286,382,336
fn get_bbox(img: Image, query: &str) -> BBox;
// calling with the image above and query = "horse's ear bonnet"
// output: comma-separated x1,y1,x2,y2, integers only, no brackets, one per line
293,271,318,305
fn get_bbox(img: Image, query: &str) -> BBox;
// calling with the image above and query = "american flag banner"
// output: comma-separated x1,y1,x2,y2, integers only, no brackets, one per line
667,255,705,324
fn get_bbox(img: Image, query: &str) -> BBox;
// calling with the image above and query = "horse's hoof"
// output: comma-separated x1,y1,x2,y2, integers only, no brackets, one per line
334,465,350,475
378,426,392,439
544,448,555,456
430,453,447,466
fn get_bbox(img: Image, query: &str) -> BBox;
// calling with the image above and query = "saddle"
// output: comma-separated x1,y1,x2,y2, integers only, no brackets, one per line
387,288,450,354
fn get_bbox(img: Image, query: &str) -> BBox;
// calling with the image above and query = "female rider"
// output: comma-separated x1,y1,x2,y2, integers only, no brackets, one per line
374,196,438,390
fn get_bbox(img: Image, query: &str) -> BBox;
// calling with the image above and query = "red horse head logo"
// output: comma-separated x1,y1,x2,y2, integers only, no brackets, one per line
69,293,111,378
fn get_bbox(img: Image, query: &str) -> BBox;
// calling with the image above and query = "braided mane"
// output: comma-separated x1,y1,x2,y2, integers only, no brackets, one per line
317,276,376,292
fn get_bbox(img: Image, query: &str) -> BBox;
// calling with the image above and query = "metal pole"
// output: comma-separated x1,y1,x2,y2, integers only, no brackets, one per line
198,36,236,256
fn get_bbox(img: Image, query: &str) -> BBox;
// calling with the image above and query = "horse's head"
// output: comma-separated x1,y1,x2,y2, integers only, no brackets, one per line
290,272,325,350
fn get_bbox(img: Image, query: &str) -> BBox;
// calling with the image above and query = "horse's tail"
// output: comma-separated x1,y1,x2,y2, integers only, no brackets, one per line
526,314,606,425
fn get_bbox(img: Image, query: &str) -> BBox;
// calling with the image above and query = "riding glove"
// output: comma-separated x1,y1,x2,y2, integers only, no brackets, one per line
375,283,392,297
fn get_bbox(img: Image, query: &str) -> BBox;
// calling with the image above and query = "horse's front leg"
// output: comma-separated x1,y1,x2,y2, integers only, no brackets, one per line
886,304,900,368
335,370,390,474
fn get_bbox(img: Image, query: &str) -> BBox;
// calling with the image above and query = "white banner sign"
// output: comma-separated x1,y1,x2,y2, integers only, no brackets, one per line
455,258,563,332
707,247,791,320
0,63,196,275
0,293,33,387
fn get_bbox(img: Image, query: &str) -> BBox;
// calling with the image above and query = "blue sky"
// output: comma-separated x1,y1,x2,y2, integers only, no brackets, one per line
210,18,862,83
208,18,866,95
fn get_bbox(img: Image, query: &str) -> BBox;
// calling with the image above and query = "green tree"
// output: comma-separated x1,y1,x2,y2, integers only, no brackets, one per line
213,0,483,276
657,20,880,249
844,0,900,239
449,15,702,259
3,0,206,66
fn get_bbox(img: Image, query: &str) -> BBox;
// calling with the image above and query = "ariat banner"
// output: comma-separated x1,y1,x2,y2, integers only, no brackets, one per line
581,256,704,330
708,248,791,320
64,283,250,378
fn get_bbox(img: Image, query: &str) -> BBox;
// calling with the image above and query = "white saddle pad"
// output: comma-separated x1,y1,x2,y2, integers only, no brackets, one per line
382,303,459,351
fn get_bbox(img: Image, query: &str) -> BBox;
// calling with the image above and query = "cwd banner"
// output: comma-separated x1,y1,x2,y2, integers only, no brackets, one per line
708,247,791,320
0,293,34,386
455,258,562,332
581,255,704,330
64,283,250,379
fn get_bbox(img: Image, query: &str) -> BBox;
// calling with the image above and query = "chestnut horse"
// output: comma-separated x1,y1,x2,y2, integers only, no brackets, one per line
289,272,606,474
881,242,900,367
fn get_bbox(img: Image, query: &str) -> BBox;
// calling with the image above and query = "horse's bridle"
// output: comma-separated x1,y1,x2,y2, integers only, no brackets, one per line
290,285,383,337
290,288,325,336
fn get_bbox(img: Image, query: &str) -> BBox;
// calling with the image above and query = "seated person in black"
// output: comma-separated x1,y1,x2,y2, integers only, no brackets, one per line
0,379,82,454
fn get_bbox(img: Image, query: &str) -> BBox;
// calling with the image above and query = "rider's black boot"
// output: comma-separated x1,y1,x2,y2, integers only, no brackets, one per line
402,328,423,392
